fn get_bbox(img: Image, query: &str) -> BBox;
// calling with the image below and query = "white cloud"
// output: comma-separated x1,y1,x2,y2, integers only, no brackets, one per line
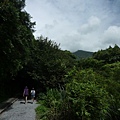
80,16,101,34
25,0,120,52
103,26,120,45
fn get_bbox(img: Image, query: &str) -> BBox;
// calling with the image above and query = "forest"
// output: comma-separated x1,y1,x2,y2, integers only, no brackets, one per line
0,0,120,120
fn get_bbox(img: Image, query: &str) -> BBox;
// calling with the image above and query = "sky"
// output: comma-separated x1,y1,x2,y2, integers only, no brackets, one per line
25,0,120,52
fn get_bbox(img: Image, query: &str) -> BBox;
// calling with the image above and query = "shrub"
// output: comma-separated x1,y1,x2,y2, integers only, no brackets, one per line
66,79,110,119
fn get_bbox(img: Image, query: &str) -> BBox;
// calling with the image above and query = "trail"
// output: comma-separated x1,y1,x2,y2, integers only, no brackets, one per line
0,99,39,120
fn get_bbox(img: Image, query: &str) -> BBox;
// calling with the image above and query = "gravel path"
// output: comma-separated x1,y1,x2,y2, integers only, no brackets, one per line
0,99,39,120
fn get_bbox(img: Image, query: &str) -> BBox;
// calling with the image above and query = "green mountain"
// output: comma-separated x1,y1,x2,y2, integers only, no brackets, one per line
73,50,93,59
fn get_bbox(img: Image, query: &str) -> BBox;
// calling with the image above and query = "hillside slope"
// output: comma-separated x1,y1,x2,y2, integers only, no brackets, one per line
73,50,93,59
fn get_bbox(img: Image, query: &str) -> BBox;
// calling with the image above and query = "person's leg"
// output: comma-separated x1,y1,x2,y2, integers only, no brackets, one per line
25,96,28,103
31,95,33,103
33,97,34,102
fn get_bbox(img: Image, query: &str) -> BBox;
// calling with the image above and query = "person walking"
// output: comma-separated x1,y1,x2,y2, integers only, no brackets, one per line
23,86,29,104
31,87,35,103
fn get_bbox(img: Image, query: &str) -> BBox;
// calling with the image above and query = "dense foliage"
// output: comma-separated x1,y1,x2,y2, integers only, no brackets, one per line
36,45,120,120
0,0,35,97
36,69,111,120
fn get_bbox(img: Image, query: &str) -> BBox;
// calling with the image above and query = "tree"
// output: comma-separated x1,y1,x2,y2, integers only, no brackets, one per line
0,0,35,96
93,45,120,63
19,36,77,91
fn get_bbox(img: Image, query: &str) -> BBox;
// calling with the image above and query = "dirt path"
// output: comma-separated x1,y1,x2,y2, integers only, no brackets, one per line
0,99,39,120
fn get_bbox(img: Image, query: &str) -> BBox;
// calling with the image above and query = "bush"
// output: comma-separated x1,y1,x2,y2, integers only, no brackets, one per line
66,79,110,119
36,69,111,120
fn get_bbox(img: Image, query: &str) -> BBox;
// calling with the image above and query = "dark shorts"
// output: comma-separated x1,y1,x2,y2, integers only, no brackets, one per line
31,95,35,98
24,95,28,97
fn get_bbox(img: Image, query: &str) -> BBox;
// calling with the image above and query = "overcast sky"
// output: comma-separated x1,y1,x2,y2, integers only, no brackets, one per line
25,0,120,52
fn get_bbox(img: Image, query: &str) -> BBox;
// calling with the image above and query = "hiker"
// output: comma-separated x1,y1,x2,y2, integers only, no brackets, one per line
23,86,29,104
31,87,35,103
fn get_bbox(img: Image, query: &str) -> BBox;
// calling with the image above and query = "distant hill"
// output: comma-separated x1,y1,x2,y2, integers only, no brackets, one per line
73,50,93,59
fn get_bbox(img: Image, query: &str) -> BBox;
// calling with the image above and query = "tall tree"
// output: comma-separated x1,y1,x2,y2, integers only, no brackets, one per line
20,36,77,91
0,0,35,95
